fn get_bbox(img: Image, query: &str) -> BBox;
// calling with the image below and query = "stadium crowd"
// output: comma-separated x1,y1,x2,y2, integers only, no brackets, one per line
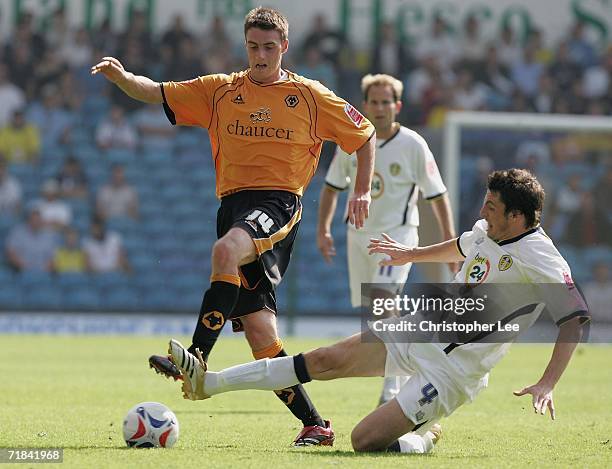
0,8,610,320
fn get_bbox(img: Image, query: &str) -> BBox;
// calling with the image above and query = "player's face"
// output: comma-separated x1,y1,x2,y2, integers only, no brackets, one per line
480,190,512,242
362,85,401,132
245,28,288,84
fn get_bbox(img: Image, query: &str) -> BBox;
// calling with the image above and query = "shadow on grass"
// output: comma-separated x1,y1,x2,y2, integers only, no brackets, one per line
176,409,286,415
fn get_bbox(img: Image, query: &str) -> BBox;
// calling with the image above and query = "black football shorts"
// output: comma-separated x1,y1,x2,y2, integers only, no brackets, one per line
217,190,301,329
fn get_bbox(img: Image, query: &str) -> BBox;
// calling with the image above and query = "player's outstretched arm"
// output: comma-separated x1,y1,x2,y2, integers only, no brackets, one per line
430,194,460,273
368,235,463,266
317,186,339,263
513,316,585,420
91,57,163,104
348,135,376,229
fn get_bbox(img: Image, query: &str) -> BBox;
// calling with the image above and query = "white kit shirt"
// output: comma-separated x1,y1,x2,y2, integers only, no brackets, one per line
411,219,589,400
325,126,447,233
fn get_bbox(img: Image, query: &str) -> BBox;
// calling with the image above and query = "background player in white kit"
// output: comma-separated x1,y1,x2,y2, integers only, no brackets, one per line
168,169,589,454
317,74,456,404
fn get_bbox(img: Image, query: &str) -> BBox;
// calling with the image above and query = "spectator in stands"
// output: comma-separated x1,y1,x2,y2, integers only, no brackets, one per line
370,22,412,79
55,155,88,199
161,15,193,57
12,11,46,60
83,217,130,273
300,13,345,67
407,55,455,107
91,18,118,55
172,37,204,81
132,104,176,151
0,108,40,163
458,14,488,72
593,166,612,223
548,41,583,94
548,173,582,238
511,44,544,98
564,191,611,247
32,49,67,98
95,106,138,150
117,10,153,62
495,25,522,68
59,27,93,70
526,28,554,66
44,7,70,51
52,226,87,273
34,179,72,230
0,63,26,127
0,156,22,215
6,41,35,98
582,262,612,323
96,164,139,220
533,73,555,113
26,84,74,148
5,206,59,272
474,45,513,109
415,15,458,70
452,68,488,111
566,21,598,68
296,46,337,91
582,46,612,100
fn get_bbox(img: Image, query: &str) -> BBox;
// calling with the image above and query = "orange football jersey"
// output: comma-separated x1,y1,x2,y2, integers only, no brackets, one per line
162,70,374,198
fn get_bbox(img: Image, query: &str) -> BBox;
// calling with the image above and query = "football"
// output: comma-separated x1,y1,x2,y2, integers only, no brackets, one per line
122,402,179,448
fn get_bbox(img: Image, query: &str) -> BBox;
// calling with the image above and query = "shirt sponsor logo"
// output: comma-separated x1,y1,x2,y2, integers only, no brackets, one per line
250,107,271,123
343,103,364,127
465,252,490,284
226,120,295,140
498,255,513,271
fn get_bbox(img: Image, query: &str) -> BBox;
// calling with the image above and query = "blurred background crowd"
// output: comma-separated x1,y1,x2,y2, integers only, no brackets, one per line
0,7,610,322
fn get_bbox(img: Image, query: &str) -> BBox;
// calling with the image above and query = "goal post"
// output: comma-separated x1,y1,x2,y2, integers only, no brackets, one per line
442,111,612,228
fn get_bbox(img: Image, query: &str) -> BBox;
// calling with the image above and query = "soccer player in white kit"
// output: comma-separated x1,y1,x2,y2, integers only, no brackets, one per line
318,74,456,404
168,169,589,454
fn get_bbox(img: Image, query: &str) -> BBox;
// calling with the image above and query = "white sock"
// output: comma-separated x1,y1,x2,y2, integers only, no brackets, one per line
205,356,300,396
396,431,435,454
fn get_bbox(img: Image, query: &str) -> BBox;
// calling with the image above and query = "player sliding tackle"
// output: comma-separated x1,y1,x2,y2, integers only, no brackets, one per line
169,169,589,453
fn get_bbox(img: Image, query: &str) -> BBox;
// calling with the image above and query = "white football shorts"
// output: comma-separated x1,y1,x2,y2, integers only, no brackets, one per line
347,225,418,307
370,321,484,428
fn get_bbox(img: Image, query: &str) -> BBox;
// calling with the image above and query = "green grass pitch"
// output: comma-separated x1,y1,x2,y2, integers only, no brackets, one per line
1,335,611,468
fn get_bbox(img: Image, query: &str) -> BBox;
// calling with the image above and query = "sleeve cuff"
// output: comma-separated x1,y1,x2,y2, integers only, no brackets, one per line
160,83,177,125
455,237,466,258
555,310,590,327
325,182,347,192
425,191,447,202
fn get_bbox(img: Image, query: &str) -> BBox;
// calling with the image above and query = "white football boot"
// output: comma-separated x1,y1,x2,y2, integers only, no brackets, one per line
168,339,210,400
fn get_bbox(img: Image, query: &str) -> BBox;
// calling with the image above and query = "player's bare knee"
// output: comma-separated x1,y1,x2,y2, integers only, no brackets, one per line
243,315,278,352
351,426,381,452
211,238,239,270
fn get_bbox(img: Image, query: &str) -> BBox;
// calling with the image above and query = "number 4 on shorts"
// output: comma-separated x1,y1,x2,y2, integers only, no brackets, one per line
418,383,439,406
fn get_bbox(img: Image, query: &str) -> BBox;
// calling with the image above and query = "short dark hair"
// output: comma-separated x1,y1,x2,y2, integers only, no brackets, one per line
244,7,288,41
487,168,545,228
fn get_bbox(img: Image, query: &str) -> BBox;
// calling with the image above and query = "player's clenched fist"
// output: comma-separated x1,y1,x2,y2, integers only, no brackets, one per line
91,57,128,84
347,191,370,230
